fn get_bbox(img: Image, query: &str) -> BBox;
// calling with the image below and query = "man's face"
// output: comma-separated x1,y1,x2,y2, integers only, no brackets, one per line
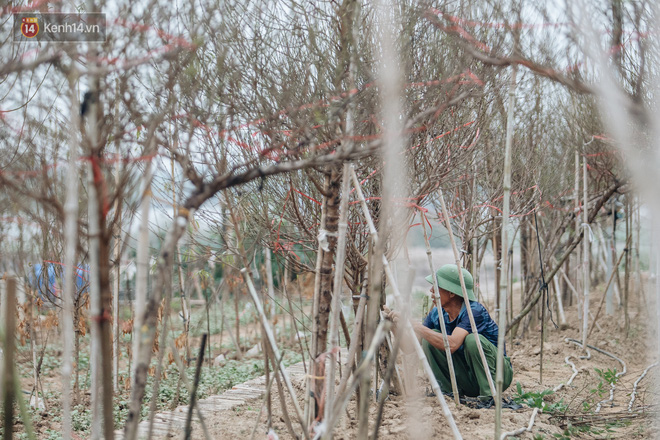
429,286,452,307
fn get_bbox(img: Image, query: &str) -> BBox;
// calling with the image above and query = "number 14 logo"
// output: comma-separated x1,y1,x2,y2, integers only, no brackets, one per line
21,17,39,38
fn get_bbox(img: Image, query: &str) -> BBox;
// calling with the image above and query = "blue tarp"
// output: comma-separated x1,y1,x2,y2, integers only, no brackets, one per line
28,263,89,302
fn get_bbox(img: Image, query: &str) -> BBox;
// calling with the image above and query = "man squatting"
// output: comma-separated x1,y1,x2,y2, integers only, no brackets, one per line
386,264,513,402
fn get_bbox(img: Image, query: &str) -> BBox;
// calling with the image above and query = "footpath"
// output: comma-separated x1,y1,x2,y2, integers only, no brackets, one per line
115,360,308,439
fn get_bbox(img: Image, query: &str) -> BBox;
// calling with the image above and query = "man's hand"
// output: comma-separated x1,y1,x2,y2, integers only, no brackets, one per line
382,305,399,324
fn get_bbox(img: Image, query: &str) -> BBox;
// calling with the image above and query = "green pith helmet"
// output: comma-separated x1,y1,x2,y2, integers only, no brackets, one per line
425,264,476,302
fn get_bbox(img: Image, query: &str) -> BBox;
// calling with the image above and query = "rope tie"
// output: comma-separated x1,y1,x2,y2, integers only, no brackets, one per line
580,222,594,242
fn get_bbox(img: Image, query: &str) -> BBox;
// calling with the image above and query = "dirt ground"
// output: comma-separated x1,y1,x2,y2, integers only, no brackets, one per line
199,283,660,440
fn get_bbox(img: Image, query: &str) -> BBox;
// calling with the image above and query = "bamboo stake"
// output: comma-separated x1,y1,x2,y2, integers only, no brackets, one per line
359,238,383,440
87,154,103,440
260,249,275,428
421,213,460,404
349,170,462,439
473,237,480,303
371,317,403,440
132,158,153,375
508,245,514,328
634,199,644,317
597,227,621,310
172,155,192,364
112,211,121,392
438,189,497,398
112,82,122,393
264,247,276,337
574,150,581,315
588,233,632,338
624,197,631,333
227,185,306,436
242,269,308,437
323,163,352,428
656,229,660,359
249,346,287,440
333,279,368,400
552,276,567,326
324,321,390,436
581,158,590,351
495,64,516,440
61,78,80,440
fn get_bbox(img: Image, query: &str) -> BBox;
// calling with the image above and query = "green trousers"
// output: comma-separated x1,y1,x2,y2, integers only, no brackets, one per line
422,332,513,398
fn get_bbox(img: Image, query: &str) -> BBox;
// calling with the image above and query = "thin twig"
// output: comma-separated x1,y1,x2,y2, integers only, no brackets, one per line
184,333,208,440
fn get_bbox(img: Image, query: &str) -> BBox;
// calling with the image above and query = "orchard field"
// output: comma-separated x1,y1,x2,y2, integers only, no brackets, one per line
2,0,660,439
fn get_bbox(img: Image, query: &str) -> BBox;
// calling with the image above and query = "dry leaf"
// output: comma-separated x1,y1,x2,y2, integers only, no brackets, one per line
78,313,87,337
121,319,133,335
175,332,187,350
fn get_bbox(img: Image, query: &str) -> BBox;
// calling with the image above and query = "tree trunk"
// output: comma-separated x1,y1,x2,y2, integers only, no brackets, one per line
132,159,152,375
62,80,81,440
314,164,341,415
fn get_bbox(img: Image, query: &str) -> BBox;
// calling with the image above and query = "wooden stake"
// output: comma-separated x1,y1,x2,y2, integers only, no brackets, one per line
473,237,480,303
624,197,631,333
132,158,153,374
87,156,103,440
421,213,460,404
242,269,308,437
61,79,80,440
348,170,462,439
552,276,567,326
112,83,122,393
264,247,276,339
588,233,632,338
581,158,590,351
496,64,516,439
334,279,368,400
574,150,581,315
438,189,497,398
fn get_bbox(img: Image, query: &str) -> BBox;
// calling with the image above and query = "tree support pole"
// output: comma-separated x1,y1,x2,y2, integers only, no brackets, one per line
496,64,516,439
438,189,497,398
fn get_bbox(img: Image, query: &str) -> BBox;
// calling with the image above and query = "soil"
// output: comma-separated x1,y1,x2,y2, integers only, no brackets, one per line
8,272,659,439
196,282,659,439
